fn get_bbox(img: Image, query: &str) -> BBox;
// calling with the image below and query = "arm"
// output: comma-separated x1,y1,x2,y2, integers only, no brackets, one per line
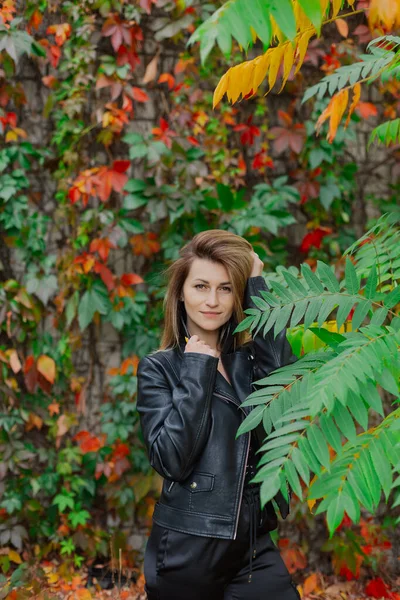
136,352,219,482
244,276,298,380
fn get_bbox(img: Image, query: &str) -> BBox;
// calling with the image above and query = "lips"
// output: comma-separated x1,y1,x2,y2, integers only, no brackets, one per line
201,312,221,316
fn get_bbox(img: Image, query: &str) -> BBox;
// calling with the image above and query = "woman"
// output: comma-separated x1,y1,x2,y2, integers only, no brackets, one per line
136,230,300,600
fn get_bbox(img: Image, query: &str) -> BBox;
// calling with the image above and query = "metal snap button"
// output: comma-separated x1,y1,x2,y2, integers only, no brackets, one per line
190,481,197,489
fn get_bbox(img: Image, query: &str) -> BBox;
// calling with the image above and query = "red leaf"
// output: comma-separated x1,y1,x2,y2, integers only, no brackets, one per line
131,87,149,102
365,578,394,599
300,227,332,252
112,160,130,173
94,262,115,291
80,435,103,454
356,102,378,119
120,273,144,286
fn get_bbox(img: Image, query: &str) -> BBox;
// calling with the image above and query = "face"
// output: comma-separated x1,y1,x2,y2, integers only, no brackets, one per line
181,258,235,335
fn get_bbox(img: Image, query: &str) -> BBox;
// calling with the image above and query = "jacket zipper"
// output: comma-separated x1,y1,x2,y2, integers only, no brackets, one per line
214,390,251,540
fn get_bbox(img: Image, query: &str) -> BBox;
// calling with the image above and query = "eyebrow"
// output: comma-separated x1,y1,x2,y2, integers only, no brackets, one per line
193,278,232,285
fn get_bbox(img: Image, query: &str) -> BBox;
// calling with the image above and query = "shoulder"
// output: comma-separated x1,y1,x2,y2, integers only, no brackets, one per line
137,347,181,377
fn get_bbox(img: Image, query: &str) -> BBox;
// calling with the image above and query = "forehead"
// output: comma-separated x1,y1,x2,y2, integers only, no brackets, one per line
186,258,230,283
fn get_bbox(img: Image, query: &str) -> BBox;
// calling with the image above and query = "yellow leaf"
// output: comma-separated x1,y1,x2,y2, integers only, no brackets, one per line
293,1,312,31
213,71,229,108
37,354,56,384
307,498,316,512
228,60,255,103
251,49,273,92
332,0,342,19
369,0,400,30
5,130,17,142
249,25,258,44
345,82,361,127
270,15,284,43
320,0,330,17
8,550,22,564
294,29,315,76
268,45,285,93
46,572,59,585
279,42,295,91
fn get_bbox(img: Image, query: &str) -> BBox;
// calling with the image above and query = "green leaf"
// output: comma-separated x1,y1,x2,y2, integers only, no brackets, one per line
270,0,297,41
297,0,323,31
332,404,357,442
318,413,343,454
317,261,340,293
362,382,384,416
235,405,264,437
326,493,345,536
285,460,303,499
260,472,281,508
369,439,393,500
365,263,378,300
344,258,360,295
301,263,324,294
309,327,345,350
347,392,368,430
384,285,400,309
351,300,372,331
291,446,310,485
307,424,331,471
298,435,323,474
267,420,309,439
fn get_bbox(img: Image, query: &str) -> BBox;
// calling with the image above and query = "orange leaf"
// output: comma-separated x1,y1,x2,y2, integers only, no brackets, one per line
37,355,56,384
316,89,349,142
76,589,92,600
303,572,320,596
158,73,175,89
48,401,60,416
335,18,349,38
345,83,361,127
42,75,57,88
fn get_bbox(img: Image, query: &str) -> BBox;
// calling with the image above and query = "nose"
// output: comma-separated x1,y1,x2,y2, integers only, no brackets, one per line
205,289,219,307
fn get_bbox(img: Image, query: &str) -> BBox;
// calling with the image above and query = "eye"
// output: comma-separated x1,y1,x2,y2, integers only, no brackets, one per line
195,284,205,289
221,287,232,292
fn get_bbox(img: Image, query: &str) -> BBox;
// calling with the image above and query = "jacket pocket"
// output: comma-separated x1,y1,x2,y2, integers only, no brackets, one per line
181,471,214,493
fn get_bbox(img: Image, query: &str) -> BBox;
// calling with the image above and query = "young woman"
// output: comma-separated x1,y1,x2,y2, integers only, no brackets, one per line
137,230,300,600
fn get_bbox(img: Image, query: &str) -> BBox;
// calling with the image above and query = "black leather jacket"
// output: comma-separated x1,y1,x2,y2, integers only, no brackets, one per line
136,276,297,540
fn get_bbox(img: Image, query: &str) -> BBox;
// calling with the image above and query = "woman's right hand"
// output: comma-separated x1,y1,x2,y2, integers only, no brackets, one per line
184,335,219,358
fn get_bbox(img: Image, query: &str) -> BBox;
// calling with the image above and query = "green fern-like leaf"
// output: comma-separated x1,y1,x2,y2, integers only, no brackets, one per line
369,119,400,147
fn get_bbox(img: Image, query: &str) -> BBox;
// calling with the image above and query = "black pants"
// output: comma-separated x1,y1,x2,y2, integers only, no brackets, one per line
144,485,301,600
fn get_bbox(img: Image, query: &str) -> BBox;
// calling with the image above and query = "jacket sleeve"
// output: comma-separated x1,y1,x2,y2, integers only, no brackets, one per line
244,276,298,381
136,351,219,482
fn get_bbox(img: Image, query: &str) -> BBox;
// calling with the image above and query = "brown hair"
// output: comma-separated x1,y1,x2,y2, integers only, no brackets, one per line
158,230,254,352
